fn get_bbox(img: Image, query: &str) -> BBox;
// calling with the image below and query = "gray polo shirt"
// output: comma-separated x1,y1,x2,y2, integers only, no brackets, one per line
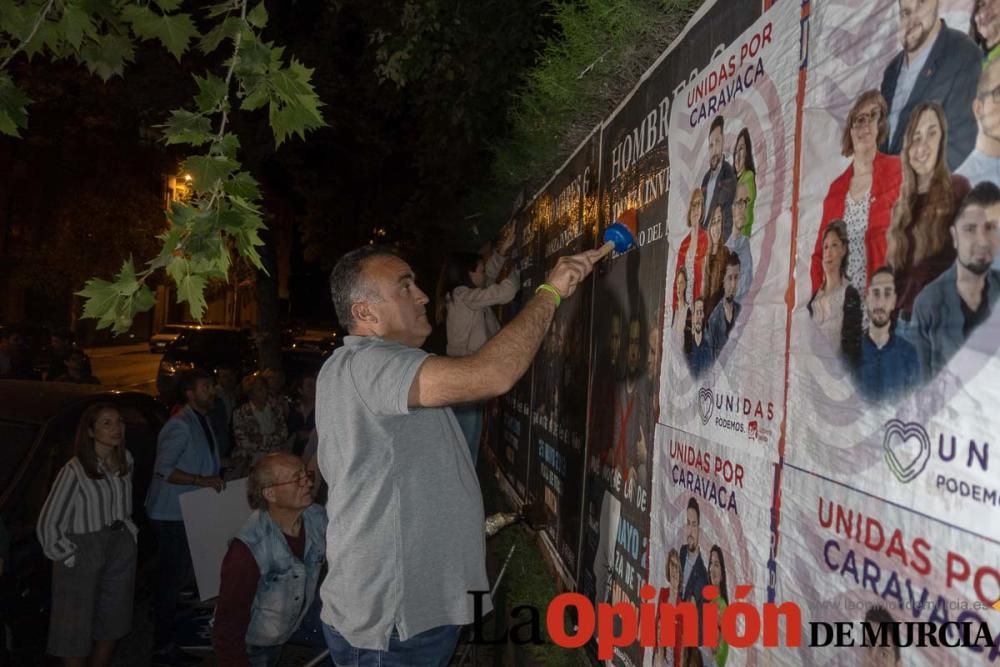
315,335,489,650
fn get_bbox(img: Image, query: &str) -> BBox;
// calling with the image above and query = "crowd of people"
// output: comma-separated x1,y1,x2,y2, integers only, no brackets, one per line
26,238,599,666
32,360,321,666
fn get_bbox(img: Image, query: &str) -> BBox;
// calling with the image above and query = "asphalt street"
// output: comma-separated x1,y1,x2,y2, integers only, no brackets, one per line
87,343,161,395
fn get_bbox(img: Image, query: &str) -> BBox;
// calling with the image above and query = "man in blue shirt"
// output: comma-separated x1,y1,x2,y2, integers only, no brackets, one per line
706,255,742,359
146,369,225,665
686,297,713,378
856,267,919,401
911,182,1000,380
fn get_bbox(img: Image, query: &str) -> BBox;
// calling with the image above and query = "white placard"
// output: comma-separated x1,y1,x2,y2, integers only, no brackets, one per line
179,477,251,601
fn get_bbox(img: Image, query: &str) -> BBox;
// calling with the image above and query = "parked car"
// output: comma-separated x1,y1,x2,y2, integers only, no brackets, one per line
156,326,258,405
148,323,200,353
0,323,52,379
287,326,342,356
0,381,167,658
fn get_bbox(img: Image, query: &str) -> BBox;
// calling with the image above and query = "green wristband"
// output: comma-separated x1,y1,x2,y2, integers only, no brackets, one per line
535,283,562,307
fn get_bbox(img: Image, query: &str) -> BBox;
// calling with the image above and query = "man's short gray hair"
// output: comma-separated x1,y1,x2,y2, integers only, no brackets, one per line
328,245,396,330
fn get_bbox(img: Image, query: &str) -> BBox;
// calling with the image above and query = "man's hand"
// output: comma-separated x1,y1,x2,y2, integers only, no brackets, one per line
199,475,226,493
544,249,603,299
498,227,516,256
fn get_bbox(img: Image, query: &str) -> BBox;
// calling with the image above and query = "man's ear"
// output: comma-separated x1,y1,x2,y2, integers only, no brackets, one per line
352,301,378,327
950,225,958,250
973,97,984,124
263,486,276,506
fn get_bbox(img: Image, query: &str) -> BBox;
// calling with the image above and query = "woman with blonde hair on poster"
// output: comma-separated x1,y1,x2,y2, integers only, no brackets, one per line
702,203,732,318
810,90,902,296
885,102,970,337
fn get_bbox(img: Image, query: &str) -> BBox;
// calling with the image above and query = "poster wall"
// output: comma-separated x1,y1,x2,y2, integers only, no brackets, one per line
578,70,670,667
480,0,1000,662
659,0,799,460
785,0,1000,543
777,466,1000,666
496,207,543,499
526,129,601,580
647,424,777,667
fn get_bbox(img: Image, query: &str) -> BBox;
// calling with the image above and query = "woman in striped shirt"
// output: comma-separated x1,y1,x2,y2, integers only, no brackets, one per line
37,402,137,666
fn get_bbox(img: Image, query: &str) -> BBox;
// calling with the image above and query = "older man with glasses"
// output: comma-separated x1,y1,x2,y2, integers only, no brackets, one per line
213,453,327,667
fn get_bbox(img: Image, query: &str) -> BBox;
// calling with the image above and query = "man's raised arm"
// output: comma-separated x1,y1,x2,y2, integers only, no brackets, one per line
409,249,603,408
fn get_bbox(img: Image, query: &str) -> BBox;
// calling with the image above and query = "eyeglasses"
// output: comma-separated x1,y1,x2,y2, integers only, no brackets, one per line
734,197,751,209
851,110,881,129
979,84,1000,104
264,470,314,489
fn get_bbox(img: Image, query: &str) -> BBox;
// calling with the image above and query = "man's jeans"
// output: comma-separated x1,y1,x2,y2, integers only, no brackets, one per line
151,519,194,650
322,624,461,667
453,403,483,464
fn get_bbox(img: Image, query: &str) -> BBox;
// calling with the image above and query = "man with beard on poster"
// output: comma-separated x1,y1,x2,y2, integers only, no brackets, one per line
679,497,708,646
706,255,742,359
911,181,1000,380
686,298,714,378
856,267,920,401
701,116,737,240
880,0,980,170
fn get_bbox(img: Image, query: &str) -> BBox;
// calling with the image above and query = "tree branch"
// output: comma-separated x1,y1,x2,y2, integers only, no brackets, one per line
0,0,57,71
207,0,249,209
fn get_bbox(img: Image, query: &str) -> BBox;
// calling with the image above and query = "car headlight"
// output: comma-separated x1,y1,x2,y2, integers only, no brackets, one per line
159,360,192,375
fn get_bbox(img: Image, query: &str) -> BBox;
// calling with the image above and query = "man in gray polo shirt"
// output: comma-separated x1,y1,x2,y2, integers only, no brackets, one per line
317,244,599,665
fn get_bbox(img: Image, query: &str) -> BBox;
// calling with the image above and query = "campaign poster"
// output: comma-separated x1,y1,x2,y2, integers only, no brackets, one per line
578,2,767,665
658,0,799,460
526,129,600,581
579,67,669,667
776,466,1000,666
785,0,1000,542
496,207,543,499
646,424,777,667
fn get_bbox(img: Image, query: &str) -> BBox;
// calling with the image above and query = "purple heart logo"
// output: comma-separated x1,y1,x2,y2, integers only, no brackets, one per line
882,419,931,483
698,387,714,425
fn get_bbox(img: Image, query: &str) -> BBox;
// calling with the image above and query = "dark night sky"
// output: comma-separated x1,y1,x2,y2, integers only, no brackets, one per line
0,0,554,332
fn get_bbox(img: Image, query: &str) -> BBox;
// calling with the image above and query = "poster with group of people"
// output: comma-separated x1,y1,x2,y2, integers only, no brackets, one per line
486,0,1000,663
658,0,797,461
782,0,1000,660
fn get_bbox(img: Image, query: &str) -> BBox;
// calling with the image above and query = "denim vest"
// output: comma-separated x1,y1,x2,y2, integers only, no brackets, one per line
237,504,327,647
